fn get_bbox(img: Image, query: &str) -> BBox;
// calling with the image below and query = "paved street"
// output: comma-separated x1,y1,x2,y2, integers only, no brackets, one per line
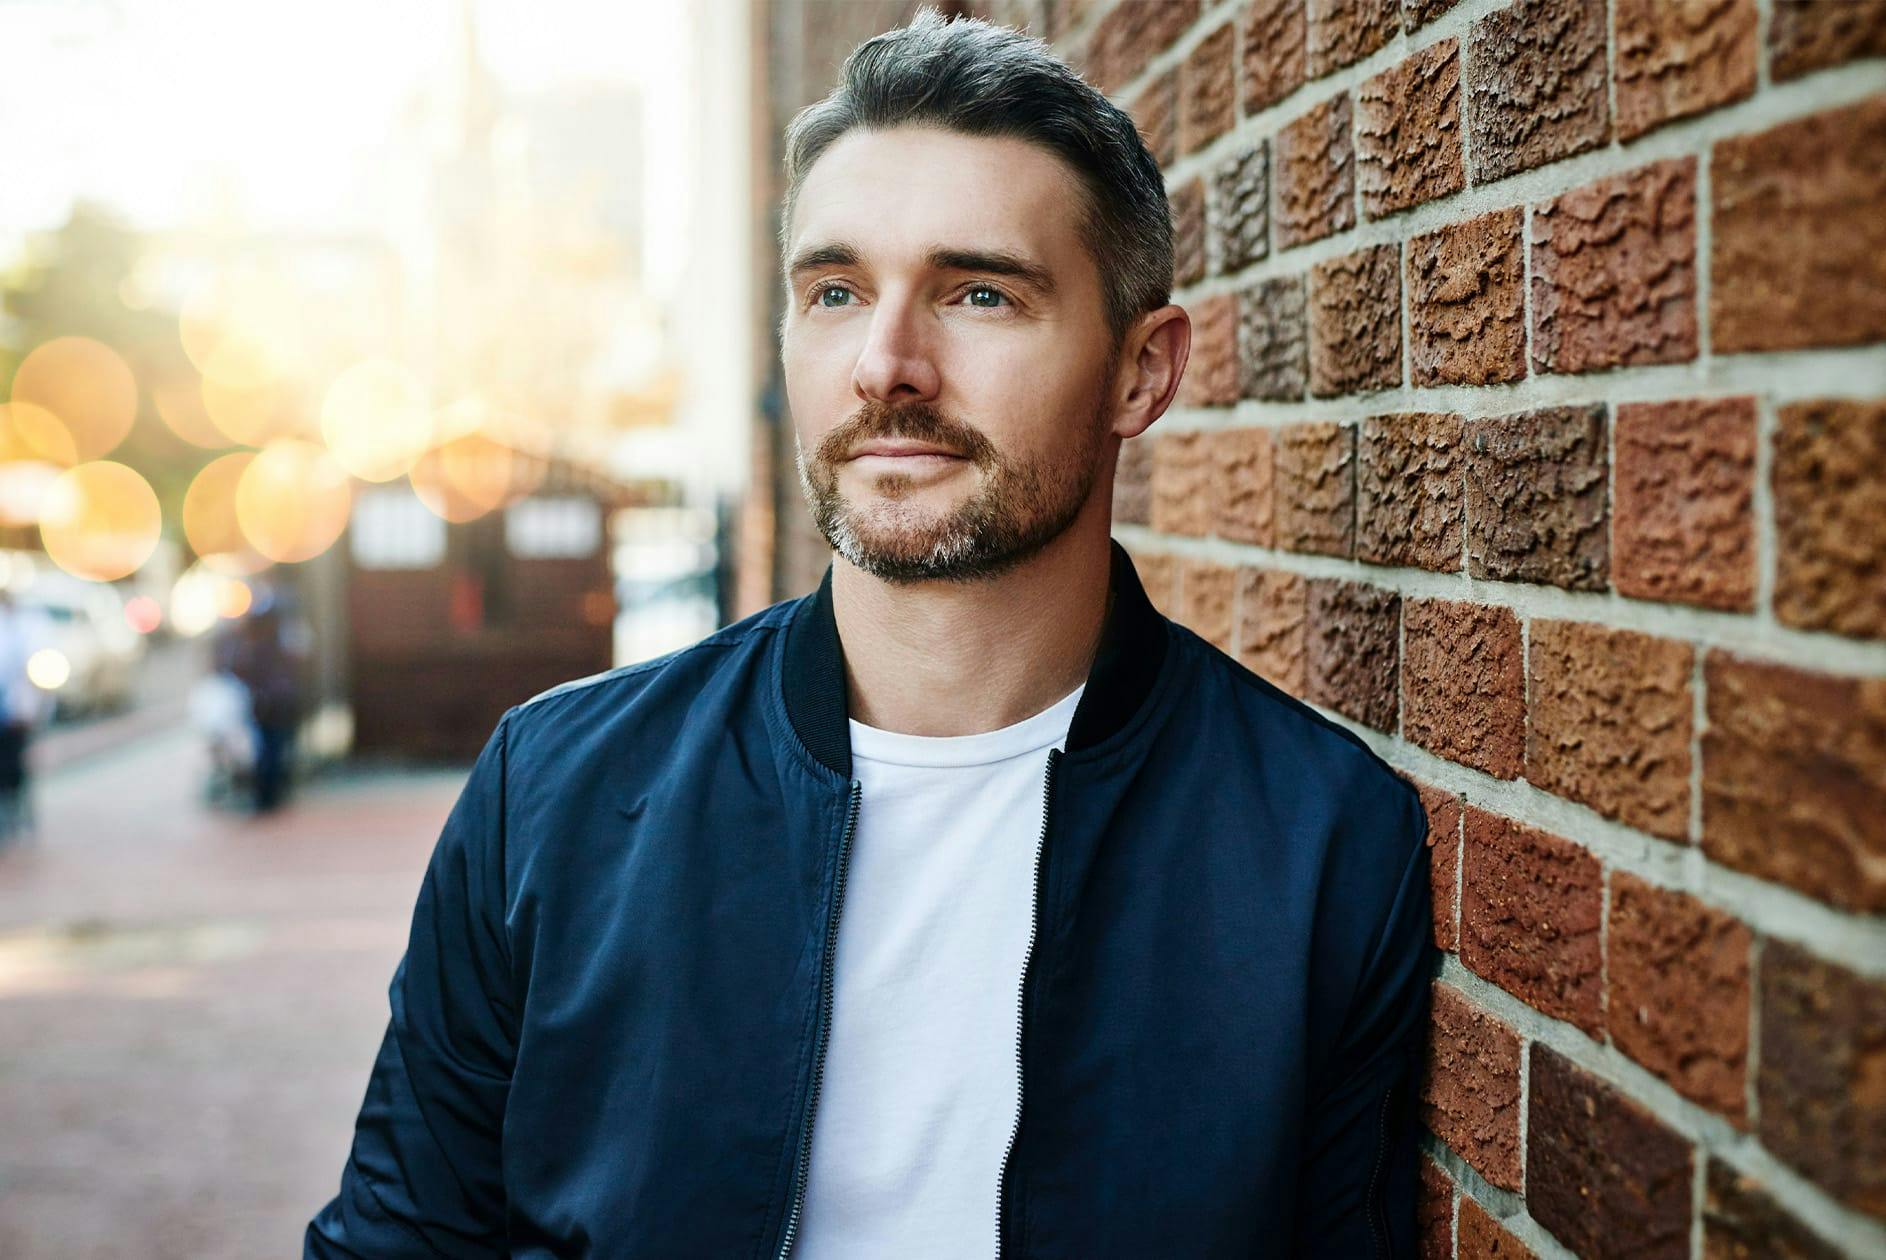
0,711,469,1259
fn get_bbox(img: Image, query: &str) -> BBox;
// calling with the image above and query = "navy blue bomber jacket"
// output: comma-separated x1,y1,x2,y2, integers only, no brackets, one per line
305,538,1436,1258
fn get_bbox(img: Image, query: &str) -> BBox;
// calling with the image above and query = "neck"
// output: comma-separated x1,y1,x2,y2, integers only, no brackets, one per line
832,517,1113,737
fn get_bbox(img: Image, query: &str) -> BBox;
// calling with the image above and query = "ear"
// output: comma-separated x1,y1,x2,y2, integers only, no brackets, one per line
1108,304,1191,442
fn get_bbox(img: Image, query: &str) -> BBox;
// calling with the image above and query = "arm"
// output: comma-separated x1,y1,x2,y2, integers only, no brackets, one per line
1290,783,1436,1259
305,712,520,1258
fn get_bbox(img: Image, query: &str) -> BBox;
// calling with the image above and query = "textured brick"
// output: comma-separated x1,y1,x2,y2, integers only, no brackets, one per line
1531,158,1699,375
1702,1160,1850,1260
1460,808,1602,1032
1235,567,1309,694
1306,578,1399,731
1712,96,1886,353
1357,39,1465,219
1181,291,1239,407
1701,651,1886,913
1527,620,1693,839
1357,411,1463,572
1113,433,1154,525
1614,396,1756,612
1607,872,1751,1121
1417,1158,1454,1260
1413,779,1463,952
1770,0,1886,81
1465,0,1610,183
1463,404,1608,591
1237,274,1308,400
1209,144,1269,274
1403,600,1524,779
1420,984,1523,1191
1274,94,1355,248
1242,0,1307,113
1758,940,1886,1220
1085,0,1200,93
1172,178,1206,288
1614,0,1757,141
1407,207,1527,387
1458,1198,1536,1259
1274,421,1355,557
1128,548,1180,618
1308,0,1399,76
1527,1047,1693,1260
1182,558,1236,651
1309,244,1401,396
1773,398,1886,640
1211,427,1273,546
1404,0,1463,33
1150,429,1213,535
1180,21,1236,155
1130,68,1178,169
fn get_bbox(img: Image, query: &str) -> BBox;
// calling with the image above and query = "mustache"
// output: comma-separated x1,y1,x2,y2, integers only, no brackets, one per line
815,402,997,466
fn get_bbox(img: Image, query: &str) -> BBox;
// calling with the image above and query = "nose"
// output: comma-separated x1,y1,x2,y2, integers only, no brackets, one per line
851,289,941,406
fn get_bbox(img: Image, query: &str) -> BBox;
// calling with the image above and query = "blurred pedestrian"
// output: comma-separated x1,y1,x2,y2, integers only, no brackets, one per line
0,585,54,843
217,588,309,814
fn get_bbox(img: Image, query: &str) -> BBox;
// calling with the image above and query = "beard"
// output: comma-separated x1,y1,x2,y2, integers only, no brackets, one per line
793,373,1114,585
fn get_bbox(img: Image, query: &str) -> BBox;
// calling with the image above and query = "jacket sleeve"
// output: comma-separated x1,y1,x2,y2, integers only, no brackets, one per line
1290,782,1436,1259
305,711,520,1258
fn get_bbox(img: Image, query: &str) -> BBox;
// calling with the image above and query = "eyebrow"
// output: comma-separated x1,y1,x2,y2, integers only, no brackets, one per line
785,241,1058,298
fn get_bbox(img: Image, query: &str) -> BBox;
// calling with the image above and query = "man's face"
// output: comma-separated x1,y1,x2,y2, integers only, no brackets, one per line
780,125,1122,584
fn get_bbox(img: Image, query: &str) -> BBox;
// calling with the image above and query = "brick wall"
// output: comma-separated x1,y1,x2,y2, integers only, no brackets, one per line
758,1,1886,1252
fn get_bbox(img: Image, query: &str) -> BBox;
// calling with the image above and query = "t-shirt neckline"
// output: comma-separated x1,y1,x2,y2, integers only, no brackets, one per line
847,681,1086,769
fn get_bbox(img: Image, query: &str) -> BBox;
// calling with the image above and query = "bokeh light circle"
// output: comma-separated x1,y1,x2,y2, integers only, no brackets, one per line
235,439,352,564
321,360,431,482
9,337,138,459
183,453,271,576
38,461,163,581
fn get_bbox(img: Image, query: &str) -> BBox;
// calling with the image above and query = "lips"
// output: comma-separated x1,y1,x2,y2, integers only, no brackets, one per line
849,440,964,459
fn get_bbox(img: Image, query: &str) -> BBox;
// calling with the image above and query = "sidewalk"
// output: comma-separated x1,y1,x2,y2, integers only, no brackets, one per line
0,722,470,1260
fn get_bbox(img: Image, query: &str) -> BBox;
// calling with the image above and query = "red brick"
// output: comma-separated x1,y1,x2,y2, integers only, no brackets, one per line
1417,1157,1455,1260
1458,1198,1536,1259
1711,96,1886,353
1179,21,1237,155
1128,548,1180,618
1172,178,1206,288
1614,396,1757,612
1357,411,1463,572
1113,434,1154,526
1531,157,1699,375
1701,651,1886,913
1404,0,1462,31
1273,421,1355,557
1460,807,1602,1033
1242,0,1307,114
1614,0,1757,141
1274,93,1355,248
1703,1160,1849,1260
1527,620,1693,840
1085,0,1200,94
1606,871,1751,1122
1420,984,1523,1190
1527,1047,1694,1260
1357,39,1465,219
1773,398,1886,640
1758,939,1886,1220
1407,207,1527,387
1209,144,1269,274
1130,68,1178,168
1235,567,1309,694
1150,429,1213,536
1308,0,1399,76
1306,577,1399,731
1309,244,1401,396
1412,779,1463,951
1403,600,1524,779
1180,291,1239,407
1463,404,1608,592
1182,558,1236,651
1464,0,1610,183
1211,427,1273,546
1237,275,1308,400
1769,0,1886,81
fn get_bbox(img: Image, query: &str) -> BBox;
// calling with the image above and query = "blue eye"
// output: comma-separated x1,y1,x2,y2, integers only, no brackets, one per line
965,285,1008,308
816,285,852,308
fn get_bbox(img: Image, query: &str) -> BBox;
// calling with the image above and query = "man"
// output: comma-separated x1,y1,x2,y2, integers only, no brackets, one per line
307,10,1433,1257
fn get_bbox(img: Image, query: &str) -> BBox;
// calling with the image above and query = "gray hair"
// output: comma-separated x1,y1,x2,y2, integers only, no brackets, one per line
778,6,1172,348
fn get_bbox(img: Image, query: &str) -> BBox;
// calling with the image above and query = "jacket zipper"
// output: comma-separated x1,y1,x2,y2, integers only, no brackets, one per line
1365,1081,1393,1259
775,779,863,1260
994,747,1061,1258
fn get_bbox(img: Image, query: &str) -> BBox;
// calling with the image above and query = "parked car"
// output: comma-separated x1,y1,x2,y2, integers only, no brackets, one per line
12,571,145,718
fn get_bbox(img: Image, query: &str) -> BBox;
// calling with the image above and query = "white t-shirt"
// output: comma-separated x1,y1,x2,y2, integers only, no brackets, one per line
793,681,1087,1259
